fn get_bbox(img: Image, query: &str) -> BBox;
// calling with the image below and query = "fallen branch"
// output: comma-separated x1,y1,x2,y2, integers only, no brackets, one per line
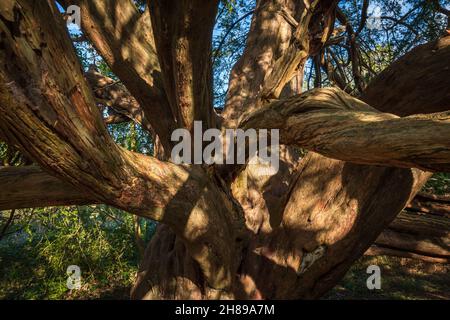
366,211,450,263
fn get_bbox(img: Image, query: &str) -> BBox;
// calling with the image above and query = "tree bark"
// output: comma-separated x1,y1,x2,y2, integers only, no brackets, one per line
408,193,450,217
0,1,247,294
0,166,95,210
148,0,218,131
241,87,450,172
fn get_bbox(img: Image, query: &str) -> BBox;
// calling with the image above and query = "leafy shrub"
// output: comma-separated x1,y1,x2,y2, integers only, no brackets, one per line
0,205,155,299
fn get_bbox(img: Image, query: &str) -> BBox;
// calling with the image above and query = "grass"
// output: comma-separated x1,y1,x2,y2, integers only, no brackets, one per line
2,239,448,300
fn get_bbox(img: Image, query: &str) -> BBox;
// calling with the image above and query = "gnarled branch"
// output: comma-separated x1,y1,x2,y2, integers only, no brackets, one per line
222,0,306,127
0,1,246,291
85,67,154,134
362,36,450,117
241,87,450,172
261,0,338,100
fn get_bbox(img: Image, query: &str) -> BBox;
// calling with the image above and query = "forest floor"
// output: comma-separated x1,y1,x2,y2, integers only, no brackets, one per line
325,255,449,300
66,255,450,300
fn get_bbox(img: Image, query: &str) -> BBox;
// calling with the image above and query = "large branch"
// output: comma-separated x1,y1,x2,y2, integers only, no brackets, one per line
362,36,450,116
408,192,450,217
261,0,338,100
59,0,177,154
0,166,96,210
85,67,154,134
241,87,450,172
148,0,218,131
367,211,450,263
0,0,214,223
248,36,450,299
222,0,339,127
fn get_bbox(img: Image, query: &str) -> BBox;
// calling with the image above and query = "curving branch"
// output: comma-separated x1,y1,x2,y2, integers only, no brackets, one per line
362,35,450,116
222,0,307,127
356,0,370,35
265,34,450,298
261,0,338,100
241,87,450,172
0,0,219,223
212,10,255,65
336,8,365,93
85,67,154,134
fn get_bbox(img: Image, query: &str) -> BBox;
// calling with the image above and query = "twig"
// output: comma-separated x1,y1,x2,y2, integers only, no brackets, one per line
212,10,255,64
0,209,16,241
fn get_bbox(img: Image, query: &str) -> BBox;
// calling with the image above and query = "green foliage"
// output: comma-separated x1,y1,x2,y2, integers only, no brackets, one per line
423,172,450,195
107,122,153,155
2,0,449,301
213,0,255,108
309,0,450,91
1,26,157,298
0,141,29,166
0,206,156,299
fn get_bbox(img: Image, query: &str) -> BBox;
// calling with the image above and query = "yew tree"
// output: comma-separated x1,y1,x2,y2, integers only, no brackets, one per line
0,0,449,299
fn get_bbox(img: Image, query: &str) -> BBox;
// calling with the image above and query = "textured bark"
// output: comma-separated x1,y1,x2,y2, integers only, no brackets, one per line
85,68,154,133
241,87,450,172
148,0,218,131
261,0,338,100
0,166,96,210
365,246,448,263
229,38,450,298
408,193,450,217
368,211,450,263
132,8,450,301
222,0,306,127
362,36,450,116
0,0,247,292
